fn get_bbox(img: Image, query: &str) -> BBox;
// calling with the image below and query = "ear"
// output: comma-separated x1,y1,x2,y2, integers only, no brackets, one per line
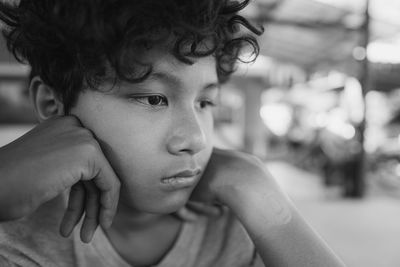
29,76,65,122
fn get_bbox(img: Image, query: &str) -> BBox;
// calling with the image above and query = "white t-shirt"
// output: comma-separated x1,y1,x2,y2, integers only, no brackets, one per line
0,194,264,267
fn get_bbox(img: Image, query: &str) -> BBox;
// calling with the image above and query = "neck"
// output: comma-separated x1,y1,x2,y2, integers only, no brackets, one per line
109,202,170,233
102,201,183,266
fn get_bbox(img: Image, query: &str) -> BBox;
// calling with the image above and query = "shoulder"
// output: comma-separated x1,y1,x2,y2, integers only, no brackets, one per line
0,255,16,267
196,206,258,266
0,194,76,266
205,206,254,249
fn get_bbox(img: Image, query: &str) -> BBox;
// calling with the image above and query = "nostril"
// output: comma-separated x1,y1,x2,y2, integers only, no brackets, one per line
186,134,207,154
167,129,207,155
166,112,208,155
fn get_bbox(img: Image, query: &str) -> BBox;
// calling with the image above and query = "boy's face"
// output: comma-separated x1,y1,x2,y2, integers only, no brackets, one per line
70,50,218,214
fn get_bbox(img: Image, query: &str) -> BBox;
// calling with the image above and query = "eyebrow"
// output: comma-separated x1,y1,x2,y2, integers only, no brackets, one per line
148,71,220,92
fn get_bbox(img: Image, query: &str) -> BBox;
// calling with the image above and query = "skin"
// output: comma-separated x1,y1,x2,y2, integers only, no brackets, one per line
67,51,346,266
0,50,346,266
197,149,346,266
70,52,216,215
0,116,120,233
69,52,218,265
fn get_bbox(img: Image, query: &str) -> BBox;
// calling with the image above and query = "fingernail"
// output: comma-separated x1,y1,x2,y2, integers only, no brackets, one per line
101,218,112,229
81,229,94,243
59,220,72,237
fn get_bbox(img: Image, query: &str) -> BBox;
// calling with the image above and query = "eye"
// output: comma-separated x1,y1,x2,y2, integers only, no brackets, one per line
199,99,217,109
131,95,168,107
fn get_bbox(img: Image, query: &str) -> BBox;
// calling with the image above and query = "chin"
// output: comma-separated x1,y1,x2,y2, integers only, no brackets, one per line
122,189,193,214
151,191,192,214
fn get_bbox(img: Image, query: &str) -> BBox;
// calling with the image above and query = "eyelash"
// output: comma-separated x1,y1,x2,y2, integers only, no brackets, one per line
199,99,217,109
128,94,217,109
130,95,168,107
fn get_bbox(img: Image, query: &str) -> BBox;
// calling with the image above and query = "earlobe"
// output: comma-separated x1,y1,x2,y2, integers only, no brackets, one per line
29,76,65,122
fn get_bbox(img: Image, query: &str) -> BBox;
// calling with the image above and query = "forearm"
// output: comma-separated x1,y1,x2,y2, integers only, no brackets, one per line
225,180,346,267
0,146,30,221
0,179,25,221
0,145,18,220
0,143,51,221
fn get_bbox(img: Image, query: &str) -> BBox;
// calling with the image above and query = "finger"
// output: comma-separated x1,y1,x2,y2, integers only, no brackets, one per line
174,206,198,222
80,181,100,243
90,153,120,229
59,182,85,238
186,201,223,217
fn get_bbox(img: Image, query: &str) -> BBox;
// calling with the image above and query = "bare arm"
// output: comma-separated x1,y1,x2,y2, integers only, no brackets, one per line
226,175,345,266
196,148,346,267
0,116,120,242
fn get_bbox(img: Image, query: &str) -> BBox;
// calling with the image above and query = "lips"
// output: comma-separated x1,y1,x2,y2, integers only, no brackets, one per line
171,169,201,178
161,168,202,188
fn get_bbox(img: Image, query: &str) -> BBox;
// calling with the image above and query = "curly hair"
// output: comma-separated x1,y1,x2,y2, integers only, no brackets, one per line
0,0,263,111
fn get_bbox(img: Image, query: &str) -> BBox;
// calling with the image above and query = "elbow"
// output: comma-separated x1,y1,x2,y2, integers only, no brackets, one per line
0,203,31,222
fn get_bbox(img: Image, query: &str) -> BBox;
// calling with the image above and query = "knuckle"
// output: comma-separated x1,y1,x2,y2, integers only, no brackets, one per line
70,183,85,193
84,212,98,220
81,138,101,155
56,116,81,131
63,115,80,125
66,204,81,213
77,127,94,139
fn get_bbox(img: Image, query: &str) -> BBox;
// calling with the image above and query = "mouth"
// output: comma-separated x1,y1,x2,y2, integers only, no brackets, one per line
161,169,202,189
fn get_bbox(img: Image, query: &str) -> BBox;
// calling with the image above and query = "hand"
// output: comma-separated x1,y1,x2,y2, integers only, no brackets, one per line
190,148,271,211
0,116,120,243
190,148,346,267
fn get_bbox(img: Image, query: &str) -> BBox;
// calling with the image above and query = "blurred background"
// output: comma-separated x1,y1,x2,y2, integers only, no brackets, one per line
1,0,400,266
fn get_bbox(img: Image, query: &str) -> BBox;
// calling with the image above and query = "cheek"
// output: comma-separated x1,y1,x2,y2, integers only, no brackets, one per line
203,114,215,148
197,115,214,165
71,98,165,179
94,120,164,178
100,132,155,167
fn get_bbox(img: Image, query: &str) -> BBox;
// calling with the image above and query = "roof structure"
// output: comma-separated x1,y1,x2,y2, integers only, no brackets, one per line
0,0,399,88
244,0,400,90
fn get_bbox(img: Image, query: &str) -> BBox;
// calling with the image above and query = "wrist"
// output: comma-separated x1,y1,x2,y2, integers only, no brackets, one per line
220,179,293,230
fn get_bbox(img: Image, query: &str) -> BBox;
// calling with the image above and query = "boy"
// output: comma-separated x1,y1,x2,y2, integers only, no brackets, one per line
0,0,345,266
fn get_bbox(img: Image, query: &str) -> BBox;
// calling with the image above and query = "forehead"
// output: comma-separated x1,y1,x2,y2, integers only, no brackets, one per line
98,47,219,93
142,48,218,83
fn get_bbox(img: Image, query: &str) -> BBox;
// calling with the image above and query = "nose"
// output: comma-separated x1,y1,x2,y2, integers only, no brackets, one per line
166,110,207,155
